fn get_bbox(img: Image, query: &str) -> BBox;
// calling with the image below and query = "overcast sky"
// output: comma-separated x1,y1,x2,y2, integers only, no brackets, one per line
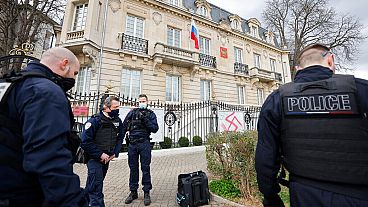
207,0,368,80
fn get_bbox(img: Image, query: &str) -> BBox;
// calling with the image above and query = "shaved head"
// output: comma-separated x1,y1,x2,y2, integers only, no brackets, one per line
296,43,335,72
41,47,78,66
40,47,80,79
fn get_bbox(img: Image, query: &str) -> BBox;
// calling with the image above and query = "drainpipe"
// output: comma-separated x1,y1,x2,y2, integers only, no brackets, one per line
97,0,109,92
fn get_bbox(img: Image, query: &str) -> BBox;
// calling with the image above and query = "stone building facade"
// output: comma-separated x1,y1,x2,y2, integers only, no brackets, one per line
58,0,291,105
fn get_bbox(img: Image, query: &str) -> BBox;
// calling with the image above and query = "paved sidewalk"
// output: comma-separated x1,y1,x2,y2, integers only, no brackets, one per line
74,146,231,207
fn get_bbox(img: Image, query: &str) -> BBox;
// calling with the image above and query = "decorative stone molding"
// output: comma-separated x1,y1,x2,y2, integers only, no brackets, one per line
218,18,231,32
263,50,268,58
109,0,121,13
217,30,229,46
245,44,251,53
152,12,162,25
82,45,99,73
152,57,163,76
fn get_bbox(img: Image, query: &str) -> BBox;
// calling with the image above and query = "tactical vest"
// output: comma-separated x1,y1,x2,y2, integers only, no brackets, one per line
128,108,151,136
93,114,120,152
279,74,368,185
0,71,80,169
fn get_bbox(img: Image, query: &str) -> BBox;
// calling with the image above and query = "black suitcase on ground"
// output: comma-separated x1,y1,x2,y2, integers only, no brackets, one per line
176,171,210,207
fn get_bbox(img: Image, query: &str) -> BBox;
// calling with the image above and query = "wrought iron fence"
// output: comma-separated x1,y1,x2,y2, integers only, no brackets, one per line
69,91,261,148
0,55,39,76
199,53,217,68
121,33,149,54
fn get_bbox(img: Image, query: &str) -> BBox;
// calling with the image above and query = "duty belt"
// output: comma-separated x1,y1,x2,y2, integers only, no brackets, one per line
129,137,147,145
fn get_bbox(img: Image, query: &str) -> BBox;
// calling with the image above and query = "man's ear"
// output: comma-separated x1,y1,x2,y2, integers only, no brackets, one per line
61,59,69,69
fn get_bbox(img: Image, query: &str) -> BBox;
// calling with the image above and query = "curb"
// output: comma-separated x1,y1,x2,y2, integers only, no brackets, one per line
210,191,248,207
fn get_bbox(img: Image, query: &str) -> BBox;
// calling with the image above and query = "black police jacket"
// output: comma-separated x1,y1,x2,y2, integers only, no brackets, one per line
255,65,368,200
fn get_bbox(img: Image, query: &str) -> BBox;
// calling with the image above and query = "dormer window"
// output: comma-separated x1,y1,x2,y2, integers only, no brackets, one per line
248,18,261,38
169,0,179,6
229,14,242,32
199,6,208,17
195,0,212,20
232,20,239,29
251,26,258,37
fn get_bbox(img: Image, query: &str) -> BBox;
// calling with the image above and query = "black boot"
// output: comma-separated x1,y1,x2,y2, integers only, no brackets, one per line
124,191,138,204
144,191,151,206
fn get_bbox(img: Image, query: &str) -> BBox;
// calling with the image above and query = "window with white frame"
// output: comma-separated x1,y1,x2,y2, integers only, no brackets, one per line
126,15,145,38
270,58,276,72
238,85,246,104
167,27,181,48
169,0,179,6
251,26,258,37
199,36,210,55
166,75,181,102
121,69,141,98
73,3,88,31
200,80,211,101
231,19,240,30
234,47,243,63
199,6,208,17
75,66,91,94
257,88,264,105
254,53,261,68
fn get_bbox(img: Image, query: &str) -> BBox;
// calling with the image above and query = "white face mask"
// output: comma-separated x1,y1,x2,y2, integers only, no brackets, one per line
139,102,147,109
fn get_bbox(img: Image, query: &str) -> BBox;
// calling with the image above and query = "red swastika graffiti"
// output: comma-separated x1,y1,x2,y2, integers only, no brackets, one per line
220,112,243,131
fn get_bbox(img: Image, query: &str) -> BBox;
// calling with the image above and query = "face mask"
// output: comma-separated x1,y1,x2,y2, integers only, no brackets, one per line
139,102,147,109
60,77,76,92
53,73,76,92
108,109,119,118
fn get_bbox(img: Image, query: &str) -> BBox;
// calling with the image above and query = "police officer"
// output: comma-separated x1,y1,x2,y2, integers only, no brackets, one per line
255,43,368,207
81,96,124,207
123,94,159,206
0,47,86,206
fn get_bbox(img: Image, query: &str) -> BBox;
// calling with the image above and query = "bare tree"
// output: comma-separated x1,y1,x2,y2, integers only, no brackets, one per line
263,0,367,75
0,0,66,57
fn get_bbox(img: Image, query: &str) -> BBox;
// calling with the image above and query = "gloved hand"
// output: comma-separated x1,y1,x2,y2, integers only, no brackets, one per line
263,195,285,207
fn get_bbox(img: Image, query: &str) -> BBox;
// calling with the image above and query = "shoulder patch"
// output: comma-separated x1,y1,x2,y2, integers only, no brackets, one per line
85,122,92,130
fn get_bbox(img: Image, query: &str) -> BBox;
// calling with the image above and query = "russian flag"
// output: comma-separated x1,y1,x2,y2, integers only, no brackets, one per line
191,19,199,49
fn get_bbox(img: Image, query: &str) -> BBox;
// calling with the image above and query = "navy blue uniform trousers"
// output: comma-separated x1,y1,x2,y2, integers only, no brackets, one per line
85,160,109,207
128,139,152,192
290,182,368,207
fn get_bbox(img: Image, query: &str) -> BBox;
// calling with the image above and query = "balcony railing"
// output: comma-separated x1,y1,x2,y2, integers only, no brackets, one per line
275,72,283,82
67,30,84,40
121,33,148,54
250,67,284,82
153,43,199,67
163,45,193,58
199,53,216,68
234,62,249,75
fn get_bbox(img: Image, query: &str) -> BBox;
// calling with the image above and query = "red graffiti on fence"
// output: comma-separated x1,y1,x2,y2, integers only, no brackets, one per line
220,111,243,131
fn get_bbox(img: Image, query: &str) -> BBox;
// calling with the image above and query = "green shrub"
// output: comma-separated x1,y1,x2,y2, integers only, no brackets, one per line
206,131,259,200
178,136,189,147
209,179,241,199
192,135,202,146
159,137,172,149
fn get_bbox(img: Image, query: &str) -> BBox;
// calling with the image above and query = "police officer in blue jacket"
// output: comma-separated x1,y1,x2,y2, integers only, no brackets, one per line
123,94,159,206
81,96,124,207
255,43,368,207
0,47,86,206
